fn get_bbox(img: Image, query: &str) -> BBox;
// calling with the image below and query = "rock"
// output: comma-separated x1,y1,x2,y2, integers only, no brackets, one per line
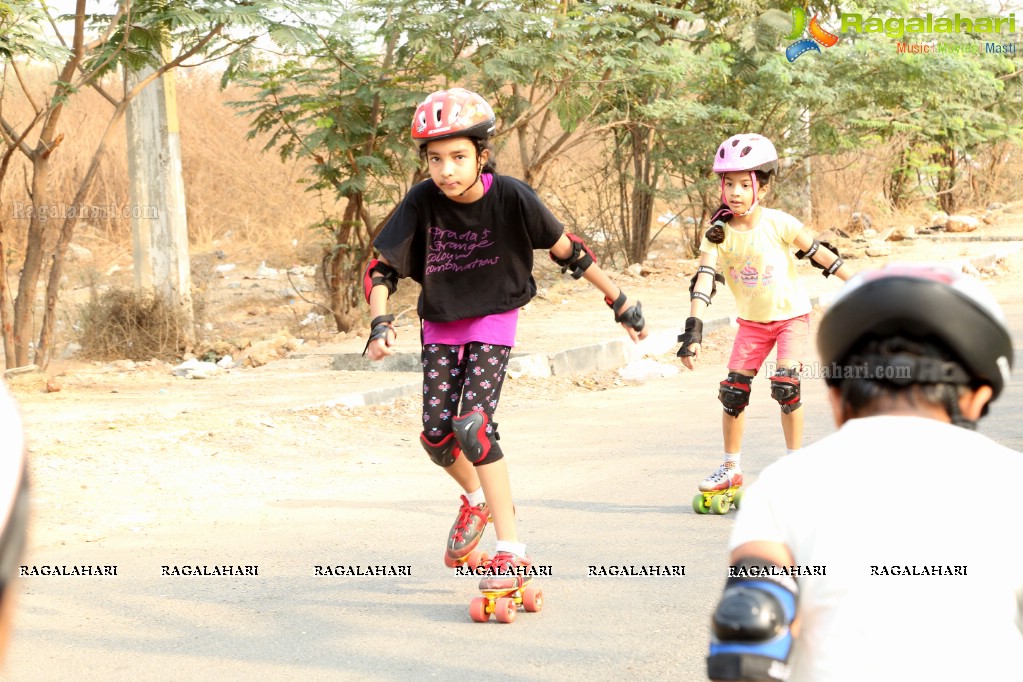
889,226,914,241
68,243,93,261
253,261,279,279
945,215,979,233
845,212,873,236
930,211,950,227
618,359,679,381
626,263,643,277
865,244,892,258
171,358,219,379
862,228,878,239
986,202,1004,211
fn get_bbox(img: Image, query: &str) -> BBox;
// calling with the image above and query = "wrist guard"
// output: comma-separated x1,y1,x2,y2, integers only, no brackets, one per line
362,314,395,356
605,290,645,333
676,317,703,357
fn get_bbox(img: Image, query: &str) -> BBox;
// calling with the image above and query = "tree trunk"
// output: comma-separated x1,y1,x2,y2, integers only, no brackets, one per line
627,125,654,264
0,227,15,368
12,153,50,367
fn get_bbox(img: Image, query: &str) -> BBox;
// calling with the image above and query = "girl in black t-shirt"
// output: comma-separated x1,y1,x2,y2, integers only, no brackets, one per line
364,88,646,594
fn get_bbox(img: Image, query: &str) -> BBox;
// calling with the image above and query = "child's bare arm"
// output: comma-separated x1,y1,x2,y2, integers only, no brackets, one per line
549,233,647,342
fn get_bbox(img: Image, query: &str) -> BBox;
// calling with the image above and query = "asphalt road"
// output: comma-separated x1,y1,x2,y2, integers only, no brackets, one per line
6,299,1022,681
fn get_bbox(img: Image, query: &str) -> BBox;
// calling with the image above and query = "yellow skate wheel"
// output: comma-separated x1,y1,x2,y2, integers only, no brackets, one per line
710,494,730,515
494,597,517,623
469,596,490,622
732,488,744,510
692,493,710,515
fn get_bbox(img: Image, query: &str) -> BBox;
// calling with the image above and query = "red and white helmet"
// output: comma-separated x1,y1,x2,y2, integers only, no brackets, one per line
411,88,496,149
713,134,779,174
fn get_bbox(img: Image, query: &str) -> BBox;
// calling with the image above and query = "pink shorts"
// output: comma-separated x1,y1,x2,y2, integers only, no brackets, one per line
728,314,810,372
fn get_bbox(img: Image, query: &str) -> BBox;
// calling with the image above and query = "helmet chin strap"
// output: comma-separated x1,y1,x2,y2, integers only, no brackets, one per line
719,171,761,217
457,142,486,197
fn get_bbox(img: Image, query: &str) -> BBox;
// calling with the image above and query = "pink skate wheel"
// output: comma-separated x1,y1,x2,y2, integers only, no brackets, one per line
469,596,490,622
494,597,517,623
522,585,543,613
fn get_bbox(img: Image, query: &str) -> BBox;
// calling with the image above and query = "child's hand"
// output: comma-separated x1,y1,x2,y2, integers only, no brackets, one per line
364,333,396,361
679,343,700,370
606,291,647,342
677,317,703,370
362,315,397,360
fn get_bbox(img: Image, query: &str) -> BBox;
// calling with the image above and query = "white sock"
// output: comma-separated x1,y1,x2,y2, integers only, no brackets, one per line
466,488,485,506
785,448,800,457
494,540,526,558
725,453,741,470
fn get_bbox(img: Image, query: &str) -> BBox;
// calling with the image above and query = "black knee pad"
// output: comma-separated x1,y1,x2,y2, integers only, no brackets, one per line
719,372,753,417
453,411,499,464
420,432,460,467
771,367,802,414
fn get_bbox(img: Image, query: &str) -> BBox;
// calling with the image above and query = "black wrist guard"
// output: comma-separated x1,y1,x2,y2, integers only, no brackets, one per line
362,314,395,356
605,291,645,333
676,317,704,358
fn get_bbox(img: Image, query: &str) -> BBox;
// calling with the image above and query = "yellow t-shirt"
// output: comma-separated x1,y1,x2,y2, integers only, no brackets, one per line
699,207,811,323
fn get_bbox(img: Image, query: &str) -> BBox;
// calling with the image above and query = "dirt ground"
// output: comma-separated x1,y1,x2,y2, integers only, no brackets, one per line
6,207,1023,556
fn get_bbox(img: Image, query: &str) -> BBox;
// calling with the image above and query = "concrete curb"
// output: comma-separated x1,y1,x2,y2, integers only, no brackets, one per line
320,244,1023,408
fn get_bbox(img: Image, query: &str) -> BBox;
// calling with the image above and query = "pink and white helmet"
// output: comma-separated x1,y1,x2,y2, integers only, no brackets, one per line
713,134,779,174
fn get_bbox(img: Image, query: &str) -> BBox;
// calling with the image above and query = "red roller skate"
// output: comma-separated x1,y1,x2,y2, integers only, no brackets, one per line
443,495,490,569
468,552,543,624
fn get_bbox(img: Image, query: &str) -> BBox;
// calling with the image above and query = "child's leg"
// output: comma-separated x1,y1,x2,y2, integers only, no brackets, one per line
775,314,810,452
456,343,520,547
776,360,803,450
476,459,516,543
722,397,748,453
421,343,480,492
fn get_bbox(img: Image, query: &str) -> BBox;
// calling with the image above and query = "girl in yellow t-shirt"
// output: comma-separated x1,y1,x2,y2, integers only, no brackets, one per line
678,134,852,504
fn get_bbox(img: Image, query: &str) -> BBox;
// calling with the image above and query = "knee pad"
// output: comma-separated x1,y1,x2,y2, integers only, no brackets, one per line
719,372,753,417
708,559,799,681
770,367,802,414
420,432,460,467
452,411,496,464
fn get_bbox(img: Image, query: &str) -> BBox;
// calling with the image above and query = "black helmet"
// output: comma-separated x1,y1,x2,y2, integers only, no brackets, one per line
817,263,1013,399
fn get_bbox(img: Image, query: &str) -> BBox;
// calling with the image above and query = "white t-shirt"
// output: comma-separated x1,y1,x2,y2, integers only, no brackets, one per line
728,415,1023,680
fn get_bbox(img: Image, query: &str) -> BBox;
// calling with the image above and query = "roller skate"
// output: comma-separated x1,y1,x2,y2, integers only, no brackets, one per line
468,552,544,624
443,495,490,569
693,462,744,515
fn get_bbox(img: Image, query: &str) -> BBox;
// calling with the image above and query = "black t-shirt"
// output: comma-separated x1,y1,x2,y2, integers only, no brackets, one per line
373,174,564,322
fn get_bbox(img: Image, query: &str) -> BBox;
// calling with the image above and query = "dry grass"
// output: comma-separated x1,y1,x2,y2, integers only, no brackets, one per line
75,288,190,361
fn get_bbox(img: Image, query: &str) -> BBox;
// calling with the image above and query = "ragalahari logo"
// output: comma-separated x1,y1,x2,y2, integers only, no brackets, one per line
785,7,840,61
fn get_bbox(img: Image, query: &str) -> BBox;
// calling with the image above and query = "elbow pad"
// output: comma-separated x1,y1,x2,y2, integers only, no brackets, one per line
707,559,799,681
